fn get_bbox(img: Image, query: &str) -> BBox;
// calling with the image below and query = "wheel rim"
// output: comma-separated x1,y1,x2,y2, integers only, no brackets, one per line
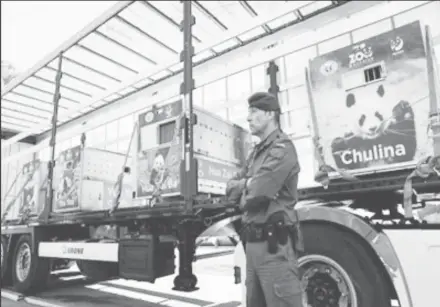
15,242,32,282
298,254,358,307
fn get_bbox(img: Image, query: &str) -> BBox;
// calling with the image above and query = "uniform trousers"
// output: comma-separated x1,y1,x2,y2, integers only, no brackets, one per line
245,238,303,307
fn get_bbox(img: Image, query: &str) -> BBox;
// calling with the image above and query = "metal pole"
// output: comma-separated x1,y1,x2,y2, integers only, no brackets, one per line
39,53,63,222
267,61,280,97
173,0,198,293
181,0,197,212
425,25,440,156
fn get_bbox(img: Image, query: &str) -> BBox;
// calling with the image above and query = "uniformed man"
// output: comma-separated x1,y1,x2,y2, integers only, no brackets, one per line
226,92,303,307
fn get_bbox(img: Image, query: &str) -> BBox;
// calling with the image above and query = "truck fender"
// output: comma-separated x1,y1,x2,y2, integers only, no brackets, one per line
296,205,412,307
208,207,412,306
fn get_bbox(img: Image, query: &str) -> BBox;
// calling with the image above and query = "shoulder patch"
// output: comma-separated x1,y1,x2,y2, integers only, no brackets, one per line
274,143,286,149
270,138,295,159
269,146,286,159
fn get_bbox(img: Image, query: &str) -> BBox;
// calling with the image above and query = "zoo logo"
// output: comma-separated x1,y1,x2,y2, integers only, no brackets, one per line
320,60,339,76
390,36,404,56
348,43,374,68
144,112,154,123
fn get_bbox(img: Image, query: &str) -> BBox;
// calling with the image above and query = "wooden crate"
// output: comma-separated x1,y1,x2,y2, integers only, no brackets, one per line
134,100,252,200
308,21,433,177
52,146,134,213
3,159,47,221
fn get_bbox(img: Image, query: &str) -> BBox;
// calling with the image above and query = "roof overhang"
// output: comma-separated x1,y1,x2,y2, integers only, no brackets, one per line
1,129,37,145
1,0,351,149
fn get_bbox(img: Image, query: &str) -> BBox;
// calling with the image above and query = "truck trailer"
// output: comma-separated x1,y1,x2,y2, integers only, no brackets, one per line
1,1,439,307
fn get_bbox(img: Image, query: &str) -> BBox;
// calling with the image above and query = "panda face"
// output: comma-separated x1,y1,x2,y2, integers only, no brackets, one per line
345,84,393,140
152,154,165,171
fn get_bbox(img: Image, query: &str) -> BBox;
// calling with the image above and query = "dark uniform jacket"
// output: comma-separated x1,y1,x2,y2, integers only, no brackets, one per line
227,128,300,225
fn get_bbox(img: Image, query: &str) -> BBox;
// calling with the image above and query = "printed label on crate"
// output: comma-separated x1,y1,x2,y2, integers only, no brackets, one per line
136,144,181,198
53,146,82,210
308,21,431,173
197,158,240,183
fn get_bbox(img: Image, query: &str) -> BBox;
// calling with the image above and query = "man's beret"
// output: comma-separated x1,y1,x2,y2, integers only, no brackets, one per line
248,92,280,112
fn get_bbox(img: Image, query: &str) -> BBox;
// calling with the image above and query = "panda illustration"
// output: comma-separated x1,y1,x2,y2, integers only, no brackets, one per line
55,154,66,199
330,83,418,169
55,149,79,203
23,162,37,212
149,153,169,191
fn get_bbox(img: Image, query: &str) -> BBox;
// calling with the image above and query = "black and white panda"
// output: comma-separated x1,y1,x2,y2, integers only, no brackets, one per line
330,83,417,169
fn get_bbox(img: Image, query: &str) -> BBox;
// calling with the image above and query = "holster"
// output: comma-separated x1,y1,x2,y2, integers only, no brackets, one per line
239,211,304,255
269,211,304,255
240,222,279,255
267,211,289,254
266,223,278,254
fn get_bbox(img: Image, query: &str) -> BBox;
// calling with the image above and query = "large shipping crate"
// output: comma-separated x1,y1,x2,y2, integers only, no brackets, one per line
52,146,133,213
22,159,48,216
134,99,252,200
308,21,434,177
2,159,47,221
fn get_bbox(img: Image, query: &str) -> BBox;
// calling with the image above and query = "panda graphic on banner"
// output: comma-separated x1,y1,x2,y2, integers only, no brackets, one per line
22,161,38,214
331,84,417,169
136,100,182,199
309,21,430,172
54,146,82,210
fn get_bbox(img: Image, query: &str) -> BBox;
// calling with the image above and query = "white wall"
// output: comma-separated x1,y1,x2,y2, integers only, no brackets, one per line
2,1,439,190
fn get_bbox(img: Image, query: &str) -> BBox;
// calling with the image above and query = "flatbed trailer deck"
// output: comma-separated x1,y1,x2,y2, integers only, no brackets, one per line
2,166,438,227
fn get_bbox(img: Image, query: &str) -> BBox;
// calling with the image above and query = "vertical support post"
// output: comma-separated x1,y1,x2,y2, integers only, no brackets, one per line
180,0,198,213
173,221,198,292
425,25,440,156
173,0,199,293
39,53,63,222
267,60,280,97
267,60,281,131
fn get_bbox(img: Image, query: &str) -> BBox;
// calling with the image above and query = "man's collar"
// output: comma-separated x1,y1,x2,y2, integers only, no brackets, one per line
257,128,280,149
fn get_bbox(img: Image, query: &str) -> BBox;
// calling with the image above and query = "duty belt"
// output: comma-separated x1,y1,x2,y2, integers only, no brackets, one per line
241,220,299,254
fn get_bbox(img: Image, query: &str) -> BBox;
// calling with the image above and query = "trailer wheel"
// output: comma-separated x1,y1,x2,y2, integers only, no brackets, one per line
298,223,391,307
76,260,118,282
11,235,50,293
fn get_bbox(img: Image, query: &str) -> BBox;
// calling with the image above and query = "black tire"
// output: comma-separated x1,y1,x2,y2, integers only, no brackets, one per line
11,235,50,294
300,223,391,307
76,260,118,282
1,235,12,286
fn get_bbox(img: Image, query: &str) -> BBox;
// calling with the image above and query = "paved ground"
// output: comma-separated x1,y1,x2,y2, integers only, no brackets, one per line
3,234,440,307
1,299,38,307
1,246,240,307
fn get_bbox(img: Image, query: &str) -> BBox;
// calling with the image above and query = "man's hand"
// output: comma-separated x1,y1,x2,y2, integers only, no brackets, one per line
226,179,244,190
225,178,247,202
